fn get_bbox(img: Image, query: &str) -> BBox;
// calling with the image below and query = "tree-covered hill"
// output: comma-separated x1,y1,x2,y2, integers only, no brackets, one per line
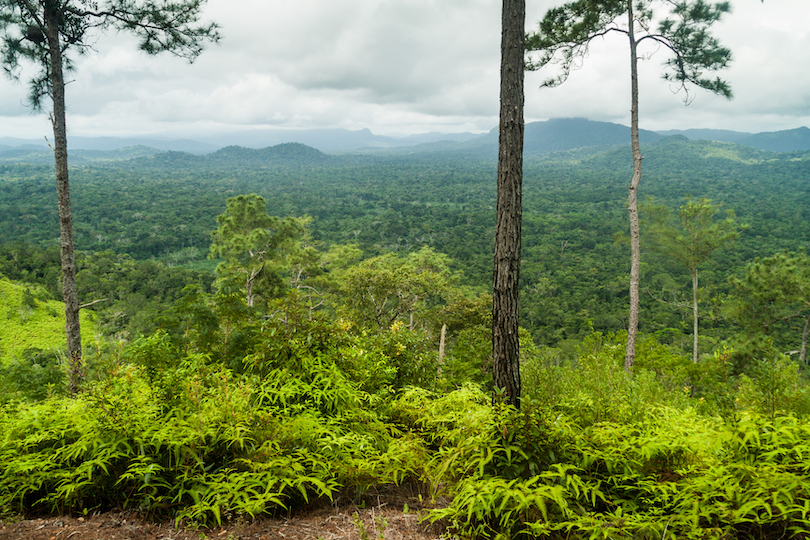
739,126,810,153
205,142,331,167
658,125,810,153
453,117,664,158
1,134,809,345
676,126,810,153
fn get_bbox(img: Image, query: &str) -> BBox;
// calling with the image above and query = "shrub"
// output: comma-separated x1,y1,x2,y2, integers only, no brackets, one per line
736,354,810,419
522,332,690,426
0,348,66,401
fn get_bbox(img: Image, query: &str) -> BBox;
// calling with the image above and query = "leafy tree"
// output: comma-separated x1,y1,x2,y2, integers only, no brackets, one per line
727,252,810,365
75,250,213,339
338,246,452,331
0,0,219,393
645,197,741,362
493,0,525,408
527,0,733,370
209,194,307,307
287,233,362,318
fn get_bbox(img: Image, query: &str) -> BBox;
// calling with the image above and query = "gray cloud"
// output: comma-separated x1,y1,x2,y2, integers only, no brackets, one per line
0,0,808,139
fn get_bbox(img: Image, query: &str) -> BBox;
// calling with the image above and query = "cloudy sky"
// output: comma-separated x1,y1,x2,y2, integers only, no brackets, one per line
1,0,808,140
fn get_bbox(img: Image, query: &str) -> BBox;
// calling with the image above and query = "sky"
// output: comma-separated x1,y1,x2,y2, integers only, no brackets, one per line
1,0,808,140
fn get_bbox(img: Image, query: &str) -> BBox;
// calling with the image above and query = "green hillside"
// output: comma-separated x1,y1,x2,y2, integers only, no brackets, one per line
0,277,95,363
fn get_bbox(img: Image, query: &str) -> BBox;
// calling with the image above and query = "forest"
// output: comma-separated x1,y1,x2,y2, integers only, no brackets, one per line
2,119,810,538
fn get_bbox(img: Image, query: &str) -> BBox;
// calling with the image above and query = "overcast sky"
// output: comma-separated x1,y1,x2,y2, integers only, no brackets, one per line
1,0,808,140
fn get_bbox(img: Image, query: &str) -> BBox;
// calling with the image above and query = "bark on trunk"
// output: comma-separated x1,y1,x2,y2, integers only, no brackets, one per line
692,269,699,363
624,0,642,372
45,7,82,393
801,313,810,365
492,0,525,408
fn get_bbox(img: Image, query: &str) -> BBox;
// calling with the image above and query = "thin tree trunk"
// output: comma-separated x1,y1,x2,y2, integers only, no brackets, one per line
801,313,810,365
437,323,447,375
45,7,82,394
624,1,642,372
493,0,525,408
692,268,699,363
246,270,256,307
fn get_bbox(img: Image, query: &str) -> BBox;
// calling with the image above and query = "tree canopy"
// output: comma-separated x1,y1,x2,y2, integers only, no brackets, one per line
526,0,733,101
728,251,810,365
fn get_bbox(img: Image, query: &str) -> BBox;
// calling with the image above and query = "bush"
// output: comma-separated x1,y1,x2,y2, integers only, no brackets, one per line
0,348,66,401
522,332,690,426
736,354,810,419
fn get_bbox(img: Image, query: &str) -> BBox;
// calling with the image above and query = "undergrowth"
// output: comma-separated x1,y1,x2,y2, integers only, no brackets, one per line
416,344,810,539
3,323,810,539
0,313,428,525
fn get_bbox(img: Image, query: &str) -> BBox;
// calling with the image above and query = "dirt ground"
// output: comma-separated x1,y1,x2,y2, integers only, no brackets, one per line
0,503,449,540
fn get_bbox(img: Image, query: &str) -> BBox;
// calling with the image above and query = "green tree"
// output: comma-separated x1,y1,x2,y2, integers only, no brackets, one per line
439,293,493,389
493,0,525,408
286,233,361,318
527,0,733,370
338,246,452,331
0,0,219,393
209,194,307,307
645,197,741,363
727,252,810,365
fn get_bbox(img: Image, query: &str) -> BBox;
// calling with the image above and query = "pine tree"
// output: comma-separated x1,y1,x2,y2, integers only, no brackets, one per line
527,0,733,370
493,0,525,408
645,198,741,363
1,0,219,393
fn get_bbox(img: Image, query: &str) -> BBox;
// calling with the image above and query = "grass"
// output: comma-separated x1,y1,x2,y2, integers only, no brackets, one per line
0,276,95,364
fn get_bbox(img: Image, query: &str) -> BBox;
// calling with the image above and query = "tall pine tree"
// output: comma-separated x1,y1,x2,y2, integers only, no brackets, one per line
527,0,732,370
0,0,219,393
493,0,525,408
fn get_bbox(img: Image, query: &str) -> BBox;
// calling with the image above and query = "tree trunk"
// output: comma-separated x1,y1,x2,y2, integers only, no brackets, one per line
45,7,82,394
438,323,447,374
246,267,260,307
692,268,699,363
624,0,642,372
801,313,810,365
492,0,525,408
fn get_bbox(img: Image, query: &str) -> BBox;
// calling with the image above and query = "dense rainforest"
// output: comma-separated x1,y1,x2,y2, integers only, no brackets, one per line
3,121,810,538
2,128,810,351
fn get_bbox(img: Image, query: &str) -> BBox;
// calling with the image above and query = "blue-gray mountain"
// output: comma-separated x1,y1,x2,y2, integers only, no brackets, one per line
1,118,808,158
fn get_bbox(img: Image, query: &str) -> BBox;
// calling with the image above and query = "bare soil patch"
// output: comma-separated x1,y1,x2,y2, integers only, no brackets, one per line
0,503,447,540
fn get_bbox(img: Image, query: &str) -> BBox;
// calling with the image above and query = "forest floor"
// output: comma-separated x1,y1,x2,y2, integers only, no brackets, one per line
0,495,449,540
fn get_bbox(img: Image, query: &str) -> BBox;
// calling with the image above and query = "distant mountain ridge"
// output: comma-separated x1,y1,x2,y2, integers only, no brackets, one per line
1,119,808,159
0,128,481,155
450,118,664,158
658,126,810,152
